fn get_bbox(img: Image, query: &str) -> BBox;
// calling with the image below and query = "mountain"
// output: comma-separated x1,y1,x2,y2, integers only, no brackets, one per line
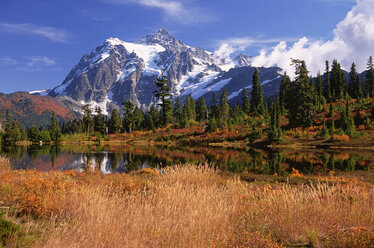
43,28,283,115
0,92,77,128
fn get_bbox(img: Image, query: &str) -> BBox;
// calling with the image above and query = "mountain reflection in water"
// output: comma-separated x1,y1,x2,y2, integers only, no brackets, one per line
1,145,373,175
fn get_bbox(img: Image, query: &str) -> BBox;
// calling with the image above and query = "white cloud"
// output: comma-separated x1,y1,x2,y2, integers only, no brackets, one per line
251,0,374,77
27,56,56,67
0,23,69,43
104,0,216,24
0,56,17,66
214,37,296,59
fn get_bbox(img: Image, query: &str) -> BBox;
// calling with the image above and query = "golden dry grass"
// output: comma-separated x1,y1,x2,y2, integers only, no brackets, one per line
0,157,373,247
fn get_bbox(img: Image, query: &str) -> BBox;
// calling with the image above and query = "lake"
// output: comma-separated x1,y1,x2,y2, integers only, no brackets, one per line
1,144,373,176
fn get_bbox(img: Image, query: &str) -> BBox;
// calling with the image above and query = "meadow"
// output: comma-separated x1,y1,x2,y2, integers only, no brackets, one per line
0,156,373,247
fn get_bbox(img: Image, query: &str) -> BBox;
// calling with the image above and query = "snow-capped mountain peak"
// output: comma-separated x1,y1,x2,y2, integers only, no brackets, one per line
44,29,283,115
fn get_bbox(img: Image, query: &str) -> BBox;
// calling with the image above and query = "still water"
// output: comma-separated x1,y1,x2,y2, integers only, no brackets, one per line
1,144,373,176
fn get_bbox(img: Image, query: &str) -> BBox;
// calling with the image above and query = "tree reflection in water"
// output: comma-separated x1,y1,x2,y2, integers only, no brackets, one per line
1,144,372,175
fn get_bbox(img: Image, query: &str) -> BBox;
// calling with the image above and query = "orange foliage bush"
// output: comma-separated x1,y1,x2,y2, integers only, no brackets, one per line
332,134,350,142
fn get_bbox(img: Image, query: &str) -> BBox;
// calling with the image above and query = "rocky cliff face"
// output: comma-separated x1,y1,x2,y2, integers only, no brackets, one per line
45,28,283,114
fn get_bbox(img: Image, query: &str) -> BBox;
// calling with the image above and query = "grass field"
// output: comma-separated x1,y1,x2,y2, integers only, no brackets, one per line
0,156,373,247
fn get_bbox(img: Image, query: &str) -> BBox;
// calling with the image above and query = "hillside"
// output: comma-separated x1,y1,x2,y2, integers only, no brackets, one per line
0,92,78,128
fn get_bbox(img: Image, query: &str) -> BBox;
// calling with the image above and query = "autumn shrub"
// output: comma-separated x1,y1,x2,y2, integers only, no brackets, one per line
332,134,350,142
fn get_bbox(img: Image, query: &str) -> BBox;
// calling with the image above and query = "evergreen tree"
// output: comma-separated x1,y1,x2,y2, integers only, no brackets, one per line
241,88,251,114
210,92,219,119
123,100,135,133
173,97,184,127
330,60,345,100
3,111,27,144
206,117,217,133
218,89,230,128
268,98,282,142
49,112,62,142
94,107,106,135
82,104,93,133
196,96,208,123
147,105,160,130
365,56,374,97
340,100,356,137
153,71,173,126
354,108,362,126
348,63,362,99
319,116,329,138
324,60,332,101
108,109,122,134
285,59,314,127
133,107,145,130
279,72,292,114
231,104,243,125
316,72,324,109
183,95,196,123
27,126,40,142
250,69,264,115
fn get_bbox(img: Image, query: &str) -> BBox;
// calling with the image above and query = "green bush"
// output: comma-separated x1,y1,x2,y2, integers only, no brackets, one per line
0,212,20,247
39,130,51,142
206,118,217,133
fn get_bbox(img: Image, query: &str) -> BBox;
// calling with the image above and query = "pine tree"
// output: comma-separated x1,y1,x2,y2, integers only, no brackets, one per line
324,60,332,101
49,112,62,142
147,105,160,130
330,60,345,100
123,100,135,133
27,126,40,142
108,109,122,134
348,63,362,99
82,104,93,133
365,56,374,97
279,72,291,114
316,72,324,109
218,89,229,128
319,116,329,138
206,117,217,133
210,92,219,119
241,88,251,114
196,96,208,123
94,107,106,135
153,71,173,126
268,98,282,142
250,69,264,115
133,107,144,130
285,59,314,127
173,97,184,127
183,95,196,123
341,100,356,137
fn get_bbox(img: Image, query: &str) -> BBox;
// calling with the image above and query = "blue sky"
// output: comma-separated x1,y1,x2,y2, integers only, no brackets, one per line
0,0,369,93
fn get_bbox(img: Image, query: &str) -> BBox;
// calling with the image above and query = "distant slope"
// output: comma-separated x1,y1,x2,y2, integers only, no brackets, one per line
0,92,78,128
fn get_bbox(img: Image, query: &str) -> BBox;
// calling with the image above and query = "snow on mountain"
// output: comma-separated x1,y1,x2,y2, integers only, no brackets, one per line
29,89,49,96
107,37,165,76
228,76,281,100
43,29,283,114
234,54,253,67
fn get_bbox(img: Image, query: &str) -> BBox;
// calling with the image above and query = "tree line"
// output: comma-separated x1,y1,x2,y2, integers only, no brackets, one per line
1,56,374,144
